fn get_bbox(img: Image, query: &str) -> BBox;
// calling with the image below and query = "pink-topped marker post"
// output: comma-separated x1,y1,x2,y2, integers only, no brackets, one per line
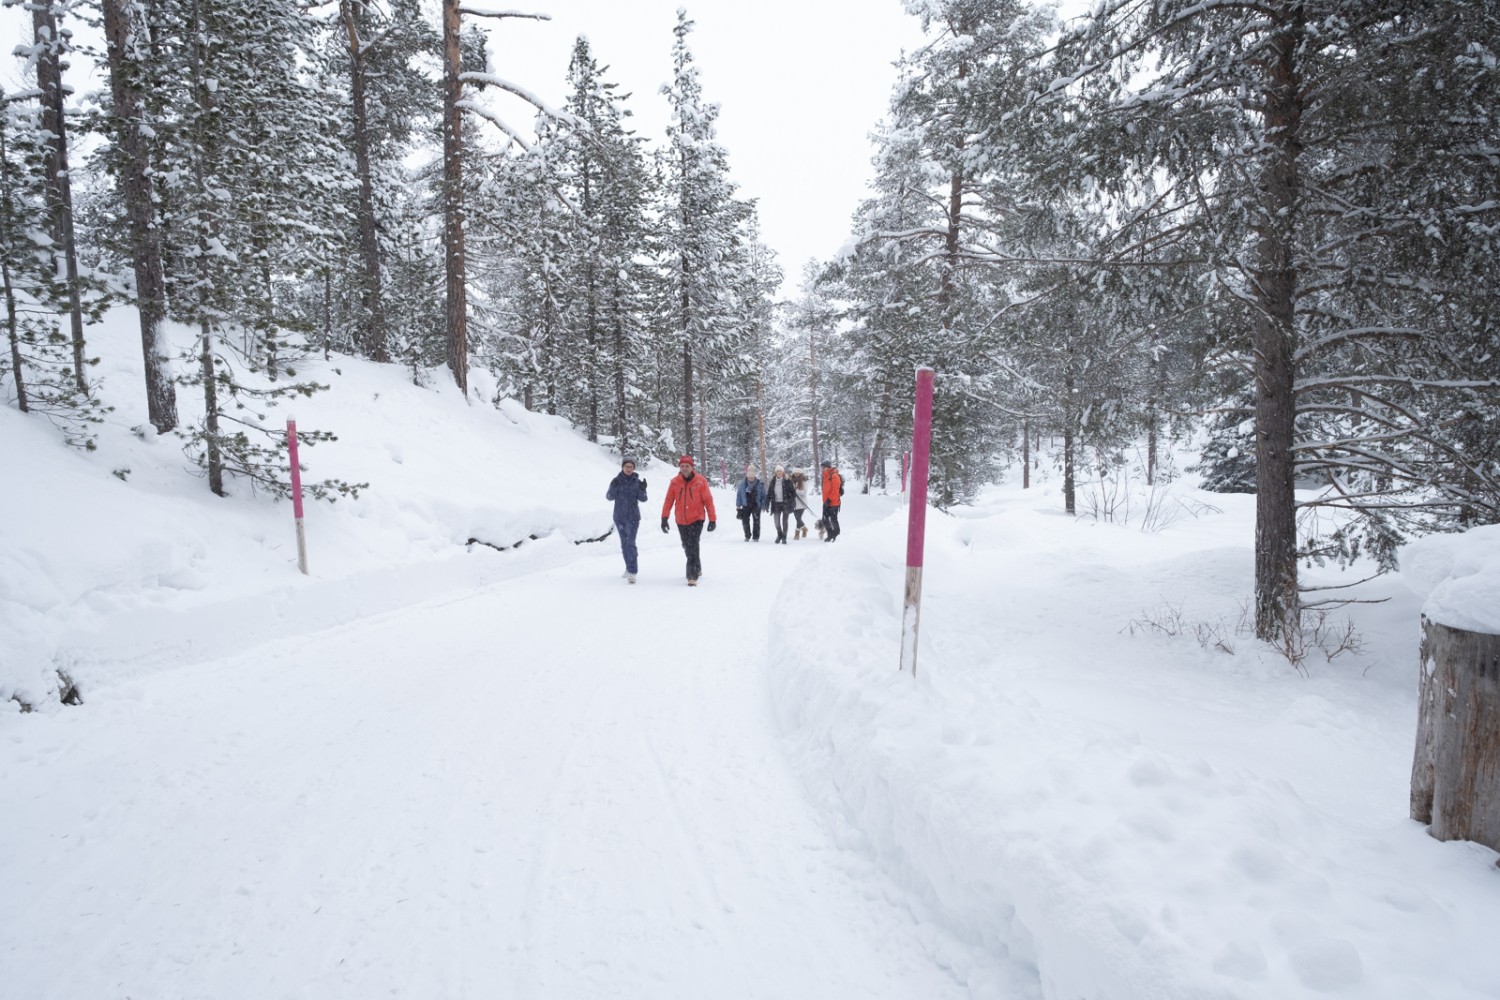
900,368,934,676
286,418,309,575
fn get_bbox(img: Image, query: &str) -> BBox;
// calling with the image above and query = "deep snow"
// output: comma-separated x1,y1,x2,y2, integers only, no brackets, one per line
4,313,1499,999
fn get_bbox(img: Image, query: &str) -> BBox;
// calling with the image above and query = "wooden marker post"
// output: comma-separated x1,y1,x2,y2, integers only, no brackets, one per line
286,418,309,575
900,368,934,676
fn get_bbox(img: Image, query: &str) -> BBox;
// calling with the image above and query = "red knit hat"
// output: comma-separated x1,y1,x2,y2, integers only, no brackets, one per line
678,455,695,467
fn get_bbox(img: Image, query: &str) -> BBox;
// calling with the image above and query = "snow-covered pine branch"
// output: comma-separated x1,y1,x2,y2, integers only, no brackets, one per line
458,7,549,19
459,72,585,129
454,98,532,153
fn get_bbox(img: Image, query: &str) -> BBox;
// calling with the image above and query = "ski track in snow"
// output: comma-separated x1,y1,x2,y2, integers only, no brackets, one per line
0,498,1035,1000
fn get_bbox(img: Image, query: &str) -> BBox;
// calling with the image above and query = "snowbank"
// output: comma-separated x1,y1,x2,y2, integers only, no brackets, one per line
769,486,1500,1000
1,312,642,711
1399,524,1500,635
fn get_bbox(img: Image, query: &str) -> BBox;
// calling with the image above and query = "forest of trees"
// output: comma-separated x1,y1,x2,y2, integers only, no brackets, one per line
2,0,1497,642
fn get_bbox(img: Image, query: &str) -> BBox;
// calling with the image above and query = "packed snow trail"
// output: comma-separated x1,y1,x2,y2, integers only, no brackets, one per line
1,496,1035,999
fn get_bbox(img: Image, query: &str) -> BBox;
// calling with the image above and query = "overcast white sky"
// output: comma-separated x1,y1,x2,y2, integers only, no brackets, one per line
473,1,927,285
2,1,926,289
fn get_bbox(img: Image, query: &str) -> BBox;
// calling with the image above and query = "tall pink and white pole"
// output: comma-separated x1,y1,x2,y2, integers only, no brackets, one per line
901,368,934,676
286,418,309,575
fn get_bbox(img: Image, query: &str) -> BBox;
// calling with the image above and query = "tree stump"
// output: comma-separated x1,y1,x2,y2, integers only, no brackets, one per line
1410,616,1500,854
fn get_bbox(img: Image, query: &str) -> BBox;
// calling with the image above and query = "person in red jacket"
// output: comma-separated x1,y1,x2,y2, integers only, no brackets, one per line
820,459,843,542
661,455,717,585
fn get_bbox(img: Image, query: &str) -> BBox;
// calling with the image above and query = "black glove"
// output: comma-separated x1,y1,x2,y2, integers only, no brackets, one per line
735,505,745,518
640,478,648,489
707,521,717,533
661,517,670,533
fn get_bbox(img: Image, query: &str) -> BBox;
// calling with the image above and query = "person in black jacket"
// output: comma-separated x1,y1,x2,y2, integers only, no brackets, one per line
766,465,797,544
605,456,648,582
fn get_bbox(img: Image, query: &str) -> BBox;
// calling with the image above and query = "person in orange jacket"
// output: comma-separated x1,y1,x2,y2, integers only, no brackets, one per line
661,454,717,585
820,459,843,542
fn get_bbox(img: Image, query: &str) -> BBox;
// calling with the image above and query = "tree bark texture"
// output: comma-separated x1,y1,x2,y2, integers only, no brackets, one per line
697,386,707,475
1022,418,1030,489
189,0,222,496
1063,375,1076,514
808,323,820,489
756,379,767,480
611,280,628,449
680,249,693,453
441,0,467,395
199,321,223,494
339,0,390,363
3,256,26,413
1,121,28,412
102,0,177,432
32,0,88,395
868,382,893,493
1410,617,1500,855
1251,2,1304,642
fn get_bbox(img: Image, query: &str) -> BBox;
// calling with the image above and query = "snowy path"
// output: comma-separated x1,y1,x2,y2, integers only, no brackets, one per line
2,499,1016,999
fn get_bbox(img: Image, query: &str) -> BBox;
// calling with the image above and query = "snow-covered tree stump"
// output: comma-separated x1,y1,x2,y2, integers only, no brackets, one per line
1410,616,1500,854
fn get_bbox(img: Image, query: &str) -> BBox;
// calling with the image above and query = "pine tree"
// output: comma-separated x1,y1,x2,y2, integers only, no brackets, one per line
659,9,750,459
130,0,356,499
9,0,91,397
555,36,656,448
100,0,177,433
0,90,106,446
1037,0,1500,636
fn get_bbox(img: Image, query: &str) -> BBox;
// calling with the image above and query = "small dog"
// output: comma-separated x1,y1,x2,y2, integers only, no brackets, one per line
815,518,826,540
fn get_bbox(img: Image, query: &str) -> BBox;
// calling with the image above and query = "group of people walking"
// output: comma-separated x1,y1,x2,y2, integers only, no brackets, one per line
605,454,845,586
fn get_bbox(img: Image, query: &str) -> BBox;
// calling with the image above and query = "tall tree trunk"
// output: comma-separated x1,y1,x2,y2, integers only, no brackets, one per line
582,167,599,442
939,51,968,331
680,251,693,453
189,0,222,495
102,0,176,432
322,267,332,360
809,321,821,488
0,123,29,413
1146,395,1159,487
441,0,468,395
611,280,628,449
32,0,87,395
756,378,767,479
698,386,707,474
868,381,893,494
1063,376,1076,515
1252,3,1305,642
2,256,27,414
199,321,223,494
1022,418,1030,489
339,0,390,363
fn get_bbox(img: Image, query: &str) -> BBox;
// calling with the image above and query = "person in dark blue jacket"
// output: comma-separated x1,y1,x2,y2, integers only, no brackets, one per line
734,466,768,541
606,456,648,582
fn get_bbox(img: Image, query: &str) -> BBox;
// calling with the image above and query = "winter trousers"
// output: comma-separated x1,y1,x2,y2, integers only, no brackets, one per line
792,508,806,529
615,518,639,575
740,506,762,540
822,502,841,541
772,507,792,542
677,520,705,580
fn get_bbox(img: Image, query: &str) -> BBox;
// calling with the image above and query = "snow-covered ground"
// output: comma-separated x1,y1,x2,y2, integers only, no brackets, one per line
4,314,1498,999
